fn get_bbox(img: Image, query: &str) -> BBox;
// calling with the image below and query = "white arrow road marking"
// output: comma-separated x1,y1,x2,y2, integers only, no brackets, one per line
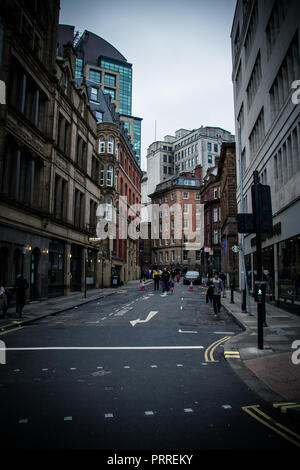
130,311,158,327
178,329,198,334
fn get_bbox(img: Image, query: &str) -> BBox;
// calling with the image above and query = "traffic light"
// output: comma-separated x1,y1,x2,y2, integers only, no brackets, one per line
237,213,255,233
254,281,266,302
251,184,273,234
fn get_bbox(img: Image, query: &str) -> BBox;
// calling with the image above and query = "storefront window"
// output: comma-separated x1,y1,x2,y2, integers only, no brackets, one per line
278,236,300,301
48,241,64,297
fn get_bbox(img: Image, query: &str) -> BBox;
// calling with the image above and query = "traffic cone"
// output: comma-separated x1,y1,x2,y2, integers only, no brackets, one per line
189,281,193,291
141,279,145,291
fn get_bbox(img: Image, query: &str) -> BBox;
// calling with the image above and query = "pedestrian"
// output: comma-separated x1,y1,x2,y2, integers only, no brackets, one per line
168,279,174,294
176,273,180,283
219,272,226,289
13,274,29,318
211,271,225,317
0,286,8,318
161,268,170,293
153,268,160,291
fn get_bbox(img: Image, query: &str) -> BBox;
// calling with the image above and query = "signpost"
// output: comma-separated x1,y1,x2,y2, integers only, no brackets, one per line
237,171,272,349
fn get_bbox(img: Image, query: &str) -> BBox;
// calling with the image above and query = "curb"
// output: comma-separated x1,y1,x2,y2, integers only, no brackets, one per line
221,303,300,417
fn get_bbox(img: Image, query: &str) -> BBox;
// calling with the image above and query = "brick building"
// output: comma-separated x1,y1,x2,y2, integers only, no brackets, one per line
217,142,239,287
149,166,204,272
200,169,221,276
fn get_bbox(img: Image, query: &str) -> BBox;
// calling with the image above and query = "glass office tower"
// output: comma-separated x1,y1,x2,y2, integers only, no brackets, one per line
100,57,132,117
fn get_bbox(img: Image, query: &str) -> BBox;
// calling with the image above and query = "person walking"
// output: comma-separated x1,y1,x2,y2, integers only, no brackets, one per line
161,268,170,293
211,271,225,317
153,268,160,291
14,274,29,318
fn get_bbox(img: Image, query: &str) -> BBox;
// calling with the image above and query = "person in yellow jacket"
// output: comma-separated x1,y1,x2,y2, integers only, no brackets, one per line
152,268,161,291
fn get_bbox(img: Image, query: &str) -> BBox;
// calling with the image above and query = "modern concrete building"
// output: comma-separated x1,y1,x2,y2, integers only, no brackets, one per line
57,26,142,166
231,0,300,313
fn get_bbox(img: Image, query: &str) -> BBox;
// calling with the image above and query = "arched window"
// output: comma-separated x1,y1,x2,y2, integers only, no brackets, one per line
100,165,104,185
120,178,123,195
99,136,105,153
107,165,113,187
115,143,119,160
108,136,114,154
106,196,112,221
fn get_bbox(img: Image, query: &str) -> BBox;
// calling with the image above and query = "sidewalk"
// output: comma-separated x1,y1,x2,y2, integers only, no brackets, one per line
222,288,300,411
0,278,152,333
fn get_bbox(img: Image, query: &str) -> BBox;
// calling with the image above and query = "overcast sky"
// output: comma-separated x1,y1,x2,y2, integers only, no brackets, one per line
59,0,237,170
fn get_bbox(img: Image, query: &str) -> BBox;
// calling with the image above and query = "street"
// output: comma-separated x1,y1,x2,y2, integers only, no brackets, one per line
0,280,299,452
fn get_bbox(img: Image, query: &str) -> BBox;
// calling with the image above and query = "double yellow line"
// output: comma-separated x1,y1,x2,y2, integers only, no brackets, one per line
204,336,231,362
242,405,300,448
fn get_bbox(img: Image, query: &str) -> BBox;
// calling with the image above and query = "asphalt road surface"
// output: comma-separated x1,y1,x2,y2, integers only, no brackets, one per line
0,280,299,453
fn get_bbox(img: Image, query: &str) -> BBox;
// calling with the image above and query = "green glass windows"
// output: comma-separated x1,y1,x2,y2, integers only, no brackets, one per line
89,69,101,83
104,73,116,87
75,58,83,78
104,87,115,100
100,58,132,116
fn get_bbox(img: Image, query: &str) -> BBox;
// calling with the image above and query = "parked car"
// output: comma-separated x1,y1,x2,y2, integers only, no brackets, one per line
183,271,202,285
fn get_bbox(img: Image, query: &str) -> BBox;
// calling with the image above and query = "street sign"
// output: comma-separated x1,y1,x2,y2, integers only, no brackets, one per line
231,245,240,253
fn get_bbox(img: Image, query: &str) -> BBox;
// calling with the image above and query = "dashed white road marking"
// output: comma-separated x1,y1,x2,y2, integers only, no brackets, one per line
64,416,72,421
178,329,197,334
18,418,28,424
184,408,194,413
104,413,114,419
144,411,154,416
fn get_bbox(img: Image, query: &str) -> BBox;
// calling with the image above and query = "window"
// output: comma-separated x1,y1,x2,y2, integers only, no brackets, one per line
104,87,116,99
269,32,300,119
213,187,219,199
249,108,265,156
195,193,200,200
183,204,189,214
183,192,189,199
100,165,104,186
90,87,98,102
99,136,105,153
104,73,116,87
163,166,167,174
106,197,113,221
214,230,219,244
95,111,103,123
172,251,175,262
171,193,174,200
214,144,218,153
89,69,101,83
207,142,211,151
107,165,113,187
183,219,189,229
75,58,83,78
159,253,163,262
213,207,218,222
196,220,201,230
196,251,201,261
196,204,201,214
208,155,212,164
163,155,167,162
246,51,262,110
166,251,169,262
108,136,114,154
183,251,188,261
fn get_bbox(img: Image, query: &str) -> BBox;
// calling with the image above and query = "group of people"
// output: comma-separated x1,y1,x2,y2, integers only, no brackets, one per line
152,267,175,293
0,274,29,319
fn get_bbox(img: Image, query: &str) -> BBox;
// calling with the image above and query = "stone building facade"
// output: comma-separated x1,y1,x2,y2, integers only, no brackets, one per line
0,0,102,298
